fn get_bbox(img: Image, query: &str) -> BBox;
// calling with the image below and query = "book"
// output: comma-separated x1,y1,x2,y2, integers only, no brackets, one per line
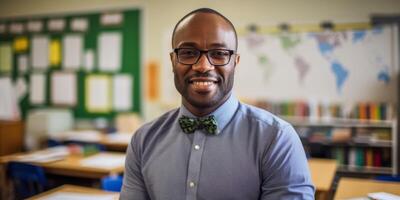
355,148,365,167
365,148,373,167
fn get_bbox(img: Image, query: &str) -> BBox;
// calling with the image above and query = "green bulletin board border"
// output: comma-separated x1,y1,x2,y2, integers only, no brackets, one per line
0,9,141,120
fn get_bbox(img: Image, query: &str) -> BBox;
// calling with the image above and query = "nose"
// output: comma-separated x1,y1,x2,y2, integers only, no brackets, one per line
192,53,214,73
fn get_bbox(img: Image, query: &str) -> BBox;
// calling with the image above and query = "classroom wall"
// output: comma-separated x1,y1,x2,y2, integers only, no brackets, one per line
1,0,400,120
2,0,400,63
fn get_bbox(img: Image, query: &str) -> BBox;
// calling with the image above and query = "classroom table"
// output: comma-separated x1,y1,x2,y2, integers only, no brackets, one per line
27,184,119,200
334,177,400,199
0,148,126,199
308,158,338,200
99,133,131,151
51,130,131,152
0,148,126,179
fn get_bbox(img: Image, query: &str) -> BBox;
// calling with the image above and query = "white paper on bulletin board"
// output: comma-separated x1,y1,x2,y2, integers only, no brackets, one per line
98,32,122,72
51,72,77,106
31,35,49,70
0,43,13,73
18,54,28,74
0,77,20,120
63,34,83,70
113,74,133,111
85,75,111,113
29,73,46,105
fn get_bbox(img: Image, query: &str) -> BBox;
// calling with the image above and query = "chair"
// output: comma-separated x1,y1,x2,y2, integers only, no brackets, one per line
47,138,63,147
101,175,123,192
7,161,47,199
375,175,400,182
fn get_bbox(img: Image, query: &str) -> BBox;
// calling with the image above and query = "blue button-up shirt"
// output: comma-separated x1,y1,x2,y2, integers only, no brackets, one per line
121,95,315,200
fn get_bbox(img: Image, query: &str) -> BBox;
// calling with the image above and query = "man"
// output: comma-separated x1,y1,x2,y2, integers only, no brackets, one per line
121,8,315,200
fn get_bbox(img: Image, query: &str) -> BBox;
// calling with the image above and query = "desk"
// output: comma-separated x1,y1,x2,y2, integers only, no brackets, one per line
1,148,125,199
27,184,119,200
0,149,125,179
334,177,400,199
0,120,23,156
308,158,337,192
308,158,337,200
51,130,131,151
99,134,131,151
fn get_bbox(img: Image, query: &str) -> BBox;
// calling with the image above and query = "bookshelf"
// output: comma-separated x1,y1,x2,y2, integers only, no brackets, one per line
284,116,398,175
250,100,398,176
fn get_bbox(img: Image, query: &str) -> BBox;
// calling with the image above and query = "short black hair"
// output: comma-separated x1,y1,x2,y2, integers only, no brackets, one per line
171,8,238,50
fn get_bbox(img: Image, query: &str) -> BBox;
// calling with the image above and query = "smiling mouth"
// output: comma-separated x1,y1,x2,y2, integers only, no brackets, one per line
188,80,218,93
189,80,218,85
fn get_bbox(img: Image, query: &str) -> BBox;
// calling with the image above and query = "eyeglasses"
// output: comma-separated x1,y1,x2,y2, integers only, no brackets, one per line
173,48,235,66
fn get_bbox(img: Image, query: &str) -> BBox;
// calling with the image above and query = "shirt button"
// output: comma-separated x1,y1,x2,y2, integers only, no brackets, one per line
189,181,195,188
194,145,200,150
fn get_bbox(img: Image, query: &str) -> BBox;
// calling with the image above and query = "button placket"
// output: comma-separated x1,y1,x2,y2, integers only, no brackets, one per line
186,132,206,200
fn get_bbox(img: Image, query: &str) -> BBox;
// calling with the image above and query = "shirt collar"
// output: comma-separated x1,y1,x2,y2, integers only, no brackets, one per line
179,94,239,134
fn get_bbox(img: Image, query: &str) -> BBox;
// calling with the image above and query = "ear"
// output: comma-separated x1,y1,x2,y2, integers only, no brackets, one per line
170,52,174,62
170,52,175,71
234,54,240,68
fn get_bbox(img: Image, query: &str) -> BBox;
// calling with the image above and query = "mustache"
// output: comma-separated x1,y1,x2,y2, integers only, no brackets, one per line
185,73,221,82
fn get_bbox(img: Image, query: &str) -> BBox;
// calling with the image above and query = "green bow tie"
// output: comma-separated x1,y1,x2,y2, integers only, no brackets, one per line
179,115,219,135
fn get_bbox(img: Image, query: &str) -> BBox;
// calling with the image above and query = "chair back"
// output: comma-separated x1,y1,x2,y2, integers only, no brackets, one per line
8,161,47,199
102,175,123,192
375,175,400,182
47,138,63,147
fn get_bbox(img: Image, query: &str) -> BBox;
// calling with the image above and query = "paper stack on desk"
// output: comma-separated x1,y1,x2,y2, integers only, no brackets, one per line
368,192,400,200
16,146,69,163
80,153,125,169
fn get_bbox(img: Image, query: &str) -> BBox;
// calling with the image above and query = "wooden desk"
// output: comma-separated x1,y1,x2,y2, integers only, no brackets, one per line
40,152,125,179
308,158,337,192
1,149,125,199
27,184,119,199
0,149,125,179
308,158,337,200
51,131,130,152
334,177,400,199
99,134,130,151
0,120,23,156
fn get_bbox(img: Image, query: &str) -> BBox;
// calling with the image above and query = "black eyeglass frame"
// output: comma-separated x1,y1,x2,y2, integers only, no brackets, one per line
173,48,236,66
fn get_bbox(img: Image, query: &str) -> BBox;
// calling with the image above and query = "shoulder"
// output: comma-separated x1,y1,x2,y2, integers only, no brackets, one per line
235,102,299,147
131,108,180,144
236,102,292,131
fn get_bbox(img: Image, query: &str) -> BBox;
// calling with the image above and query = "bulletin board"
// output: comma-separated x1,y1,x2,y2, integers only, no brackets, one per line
0,9,141,120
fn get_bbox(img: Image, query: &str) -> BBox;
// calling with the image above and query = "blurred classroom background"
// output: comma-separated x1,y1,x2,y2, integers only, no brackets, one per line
1,0,400,199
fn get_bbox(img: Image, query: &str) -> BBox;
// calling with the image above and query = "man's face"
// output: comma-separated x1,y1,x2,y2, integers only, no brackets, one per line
171,13,239,115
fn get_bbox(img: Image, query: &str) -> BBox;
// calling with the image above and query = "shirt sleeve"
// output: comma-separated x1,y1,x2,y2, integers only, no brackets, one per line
120,133,151,200
259,125,315,200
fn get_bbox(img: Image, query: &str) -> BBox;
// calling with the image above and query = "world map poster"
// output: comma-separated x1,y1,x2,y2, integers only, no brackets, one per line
235,25,398,105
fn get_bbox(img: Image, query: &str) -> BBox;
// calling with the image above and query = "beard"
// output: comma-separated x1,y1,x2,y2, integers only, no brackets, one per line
174,71,235,109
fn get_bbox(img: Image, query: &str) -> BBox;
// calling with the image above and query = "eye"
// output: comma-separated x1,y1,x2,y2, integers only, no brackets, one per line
178,49,199,57
209,50,230,59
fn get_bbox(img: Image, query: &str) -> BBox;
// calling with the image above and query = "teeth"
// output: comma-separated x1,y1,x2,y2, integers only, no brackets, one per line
193,81,214,86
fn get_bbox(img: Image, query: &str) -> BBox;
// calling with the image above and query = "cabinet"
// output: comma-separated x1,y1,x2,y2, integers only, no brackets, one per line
0,120,24,156
285,116,398,175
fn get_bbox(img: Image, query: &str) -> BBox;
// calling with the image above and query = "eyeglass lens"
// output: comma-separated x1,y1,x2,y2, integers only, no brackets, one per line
177,49,231,65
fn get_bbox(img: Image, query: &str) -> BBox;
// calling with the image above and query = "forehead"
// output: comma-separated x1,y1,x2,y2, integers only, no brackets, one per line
173,13,236,49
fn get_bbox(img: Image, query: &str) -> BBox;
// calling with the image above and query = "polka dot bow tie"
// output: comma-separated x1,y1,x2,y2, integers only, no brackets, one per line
178,115,219,135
